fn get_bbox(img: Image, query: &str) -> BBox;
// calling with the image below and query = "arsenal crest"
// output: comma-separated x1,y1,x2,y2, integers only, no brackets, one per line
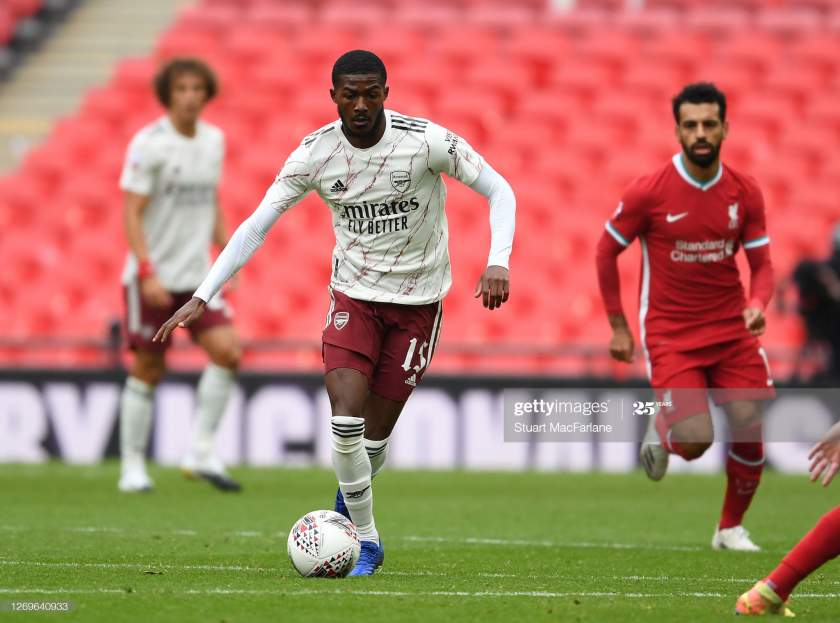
334,311,350,330
391,171,410,193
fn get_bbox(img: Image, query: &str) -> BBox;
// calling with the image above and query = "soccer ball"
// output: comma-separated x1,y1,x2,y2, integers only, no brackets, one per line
287,510,361,578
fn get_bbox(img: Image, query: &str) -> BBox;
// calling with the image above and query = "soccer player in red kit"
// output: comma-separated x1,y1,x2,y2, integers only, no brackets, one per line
736,420,840,616
596,83,775,550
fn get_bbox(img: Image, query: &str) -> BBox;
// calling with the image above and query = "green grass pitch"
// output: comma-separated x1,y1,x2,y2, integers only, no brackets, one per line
1,463,838,622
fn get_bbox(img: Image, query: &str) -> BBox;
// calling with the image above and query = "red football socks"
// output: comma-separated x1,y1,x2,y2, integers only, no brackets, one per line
719,441,764,530
767,505,840,601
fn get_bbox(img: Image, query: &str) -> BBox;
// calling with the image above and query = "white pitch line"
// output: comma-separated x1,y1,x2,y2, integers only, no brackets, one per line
0,560,273,573
3,561,839,589
0,525,707,552
402,535,703,552
67,527,124,534
0,587,838,599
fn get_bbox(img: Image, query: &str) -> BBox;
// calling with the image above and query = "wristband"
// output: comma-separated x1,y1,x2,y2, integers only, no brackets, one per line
138,259,155,280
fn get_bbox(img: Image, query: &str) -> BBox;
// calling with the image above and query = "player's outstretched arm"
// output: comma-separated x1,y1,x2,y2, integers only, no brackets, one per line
153,297,206,343
596,232,634,363
809,420,840,487
153,166,307,341
468,165,515,310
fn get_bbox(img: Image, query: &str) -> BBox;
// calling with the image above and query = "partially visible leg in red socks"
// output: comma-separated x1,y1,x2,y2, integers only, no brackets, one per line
766,505,840,600
720,402,765,529
719,440,764,529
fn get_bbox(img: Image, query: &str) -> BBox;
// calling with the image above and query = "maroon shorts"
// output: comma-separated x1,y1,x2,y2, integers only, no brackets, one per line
123,279,233,353
322,288,443,402
648,336,776,434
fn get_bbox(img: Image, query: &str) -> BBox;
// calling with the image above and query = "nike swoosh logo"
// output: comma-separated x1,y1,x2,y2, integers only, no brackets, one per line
666,212,689,223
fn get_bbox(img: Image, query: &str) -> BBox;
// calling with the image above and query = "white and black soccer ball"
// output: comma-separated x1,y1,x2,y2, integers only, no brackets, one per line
287,510,361,578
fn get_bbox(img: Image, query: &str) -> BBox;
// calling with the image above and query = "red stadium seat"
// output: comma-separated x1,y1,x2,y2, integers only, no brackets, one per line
613,8,681,34
622,66,686,104
684,8,752,34
464,5,537,28
6,0,42,18
154,29,220,60
761,63,826,105
463,60,536,103
717,33,783,74
755,7,822,35
504,28,570,77
320,4,391,28
243,3,313,30
0,9,14,46
546,62,616,101
431,27,501,62
789,36,840,75
543,8,614,34
641,32,710,75
575,32,642,73
392,5,464,28
173,5,240,34
805,94,840,135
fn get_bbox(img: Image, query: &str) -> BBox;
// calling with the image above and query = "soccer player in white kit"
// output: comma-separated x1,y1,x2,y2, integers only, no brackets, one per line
118,58,242,493
154,50,516,574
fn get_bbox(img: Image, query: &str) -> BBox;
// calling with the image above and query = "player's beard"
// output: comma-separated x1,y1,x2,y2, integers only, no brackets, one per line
682,139,721,168
342,107,385,139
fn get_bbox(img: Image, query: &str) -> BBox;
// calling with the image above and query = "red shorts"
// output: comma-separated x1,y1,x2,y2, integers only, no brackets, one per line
648,336,776,431
123,279,233,353
322,288,443,402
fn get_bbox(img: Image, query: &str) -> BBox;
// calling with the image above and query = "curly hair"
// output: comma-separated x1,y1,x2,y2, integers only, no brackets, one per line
153,57,218,108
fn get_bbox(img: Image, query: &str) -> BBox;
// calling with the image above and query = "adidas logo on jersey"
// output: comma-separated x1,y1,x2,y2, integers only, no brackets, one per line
330,179,348,194
405,374,417,387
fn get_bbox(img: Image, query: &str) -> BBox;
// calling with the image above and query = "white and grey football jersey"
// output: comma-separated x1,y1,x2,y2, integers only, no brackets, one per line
262,109,485,305
119,116,224,291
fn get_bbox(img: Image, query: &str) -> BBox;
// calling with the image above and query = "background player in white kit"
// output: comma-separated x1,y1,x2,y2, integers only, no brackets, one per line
118,58,242,493
154,50,516,575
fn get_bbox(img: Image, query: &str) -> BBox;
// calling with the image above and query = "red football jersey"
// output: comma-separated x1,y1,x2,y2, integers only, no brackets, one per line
605,153,770,355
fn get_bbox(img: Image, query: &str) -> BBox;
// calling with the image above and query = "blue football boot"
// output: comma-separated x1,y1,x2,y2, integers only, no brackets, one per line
347,540,384,577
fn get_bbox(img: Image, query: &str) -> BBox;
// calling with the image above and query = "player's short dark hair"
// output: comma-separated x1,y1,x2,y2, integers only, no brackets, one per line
153,57,218,108
331,50,387,86
672,82,727,124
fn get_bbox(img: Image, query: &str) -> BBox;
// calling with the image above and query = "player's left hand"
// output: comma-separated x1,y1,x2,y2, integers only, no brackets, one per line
153,296,207,343
809,421,840,487
742,306,765,337
474,265,510,311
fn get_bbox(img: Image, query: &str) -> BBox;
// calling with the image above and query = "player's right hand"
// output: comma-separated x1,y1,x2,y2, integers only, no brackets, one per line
808,420,840,487
742,306,766,337
140,275,173,309
609,328,635,363
153,297,206,343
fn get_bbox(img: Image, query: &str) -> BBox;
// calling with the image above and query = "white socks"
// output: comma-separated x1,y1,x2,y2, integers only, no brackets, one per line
331,416,378,542
365,437,389,478
119,376,154,473
192,363,236,459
